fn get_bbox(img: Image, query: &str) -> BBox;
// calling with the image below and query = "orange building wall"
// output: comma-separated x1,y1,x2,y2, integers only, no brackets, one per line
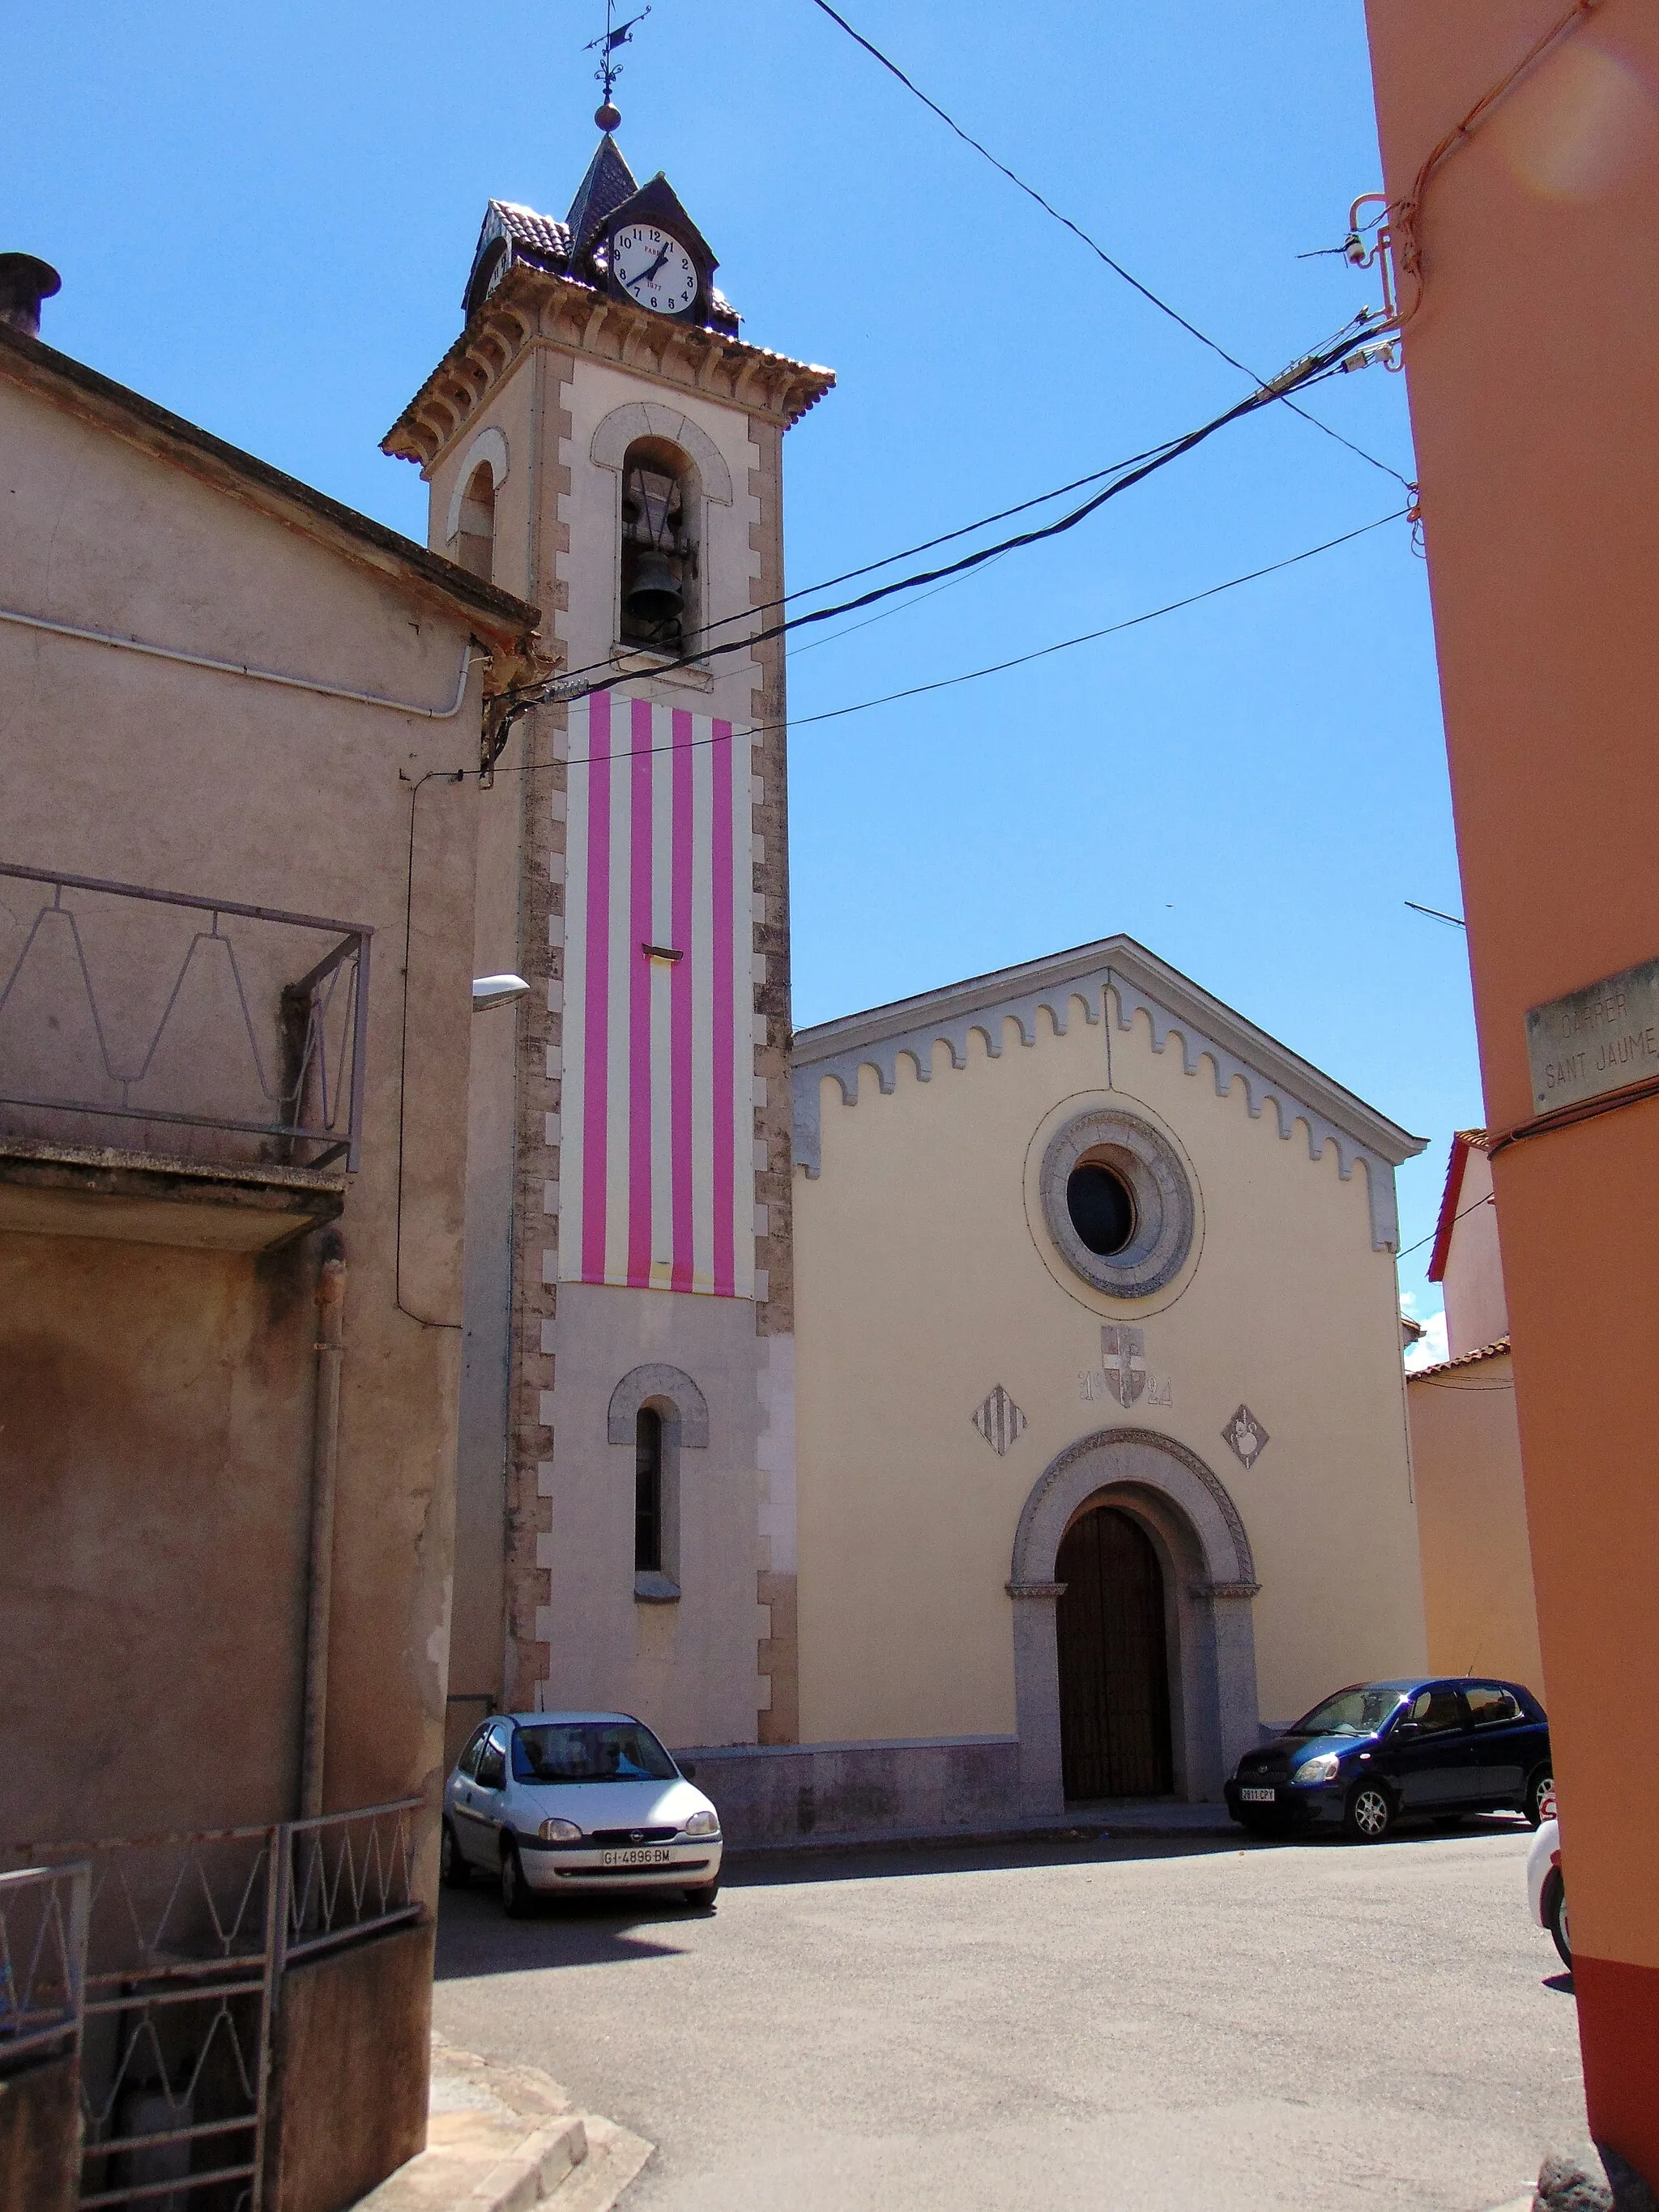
1365,0,1659,2175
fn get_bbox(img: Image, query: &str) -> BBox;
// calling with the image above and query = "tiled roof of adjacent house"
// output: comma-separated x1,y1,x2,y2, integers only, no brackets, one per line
1406,1336,1512,1380
1427,1127,1492,1283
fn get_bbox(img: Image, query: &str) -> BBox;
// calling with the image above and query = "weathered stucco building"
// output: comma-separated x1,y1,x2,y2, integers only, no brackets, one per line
0,262,538,2206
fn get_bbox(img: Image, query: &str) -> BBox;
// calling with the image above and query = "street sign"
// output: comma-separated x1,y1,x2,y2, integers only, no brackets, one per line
1525,956,1659,1115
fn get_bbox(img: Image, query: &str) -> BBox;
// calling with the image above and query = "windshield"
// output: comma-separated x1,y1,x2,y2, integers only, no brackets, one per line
511,1720,680,1784
1288,1686,1409,1739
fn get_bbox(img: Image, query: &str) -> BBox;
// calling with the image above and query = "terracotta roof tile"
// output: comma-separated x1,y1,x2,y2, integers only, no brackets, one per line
493,201,573,266
1407,1336,1512,1380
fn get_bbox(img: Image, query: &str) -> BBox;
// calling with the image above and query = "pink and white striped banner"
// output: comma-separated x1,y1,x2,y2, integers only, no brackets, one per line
559,693,754,1298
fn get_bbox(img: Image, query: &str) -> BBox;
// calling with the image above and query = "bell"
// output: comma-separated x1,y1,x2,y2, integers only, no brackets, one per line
625,549,684,629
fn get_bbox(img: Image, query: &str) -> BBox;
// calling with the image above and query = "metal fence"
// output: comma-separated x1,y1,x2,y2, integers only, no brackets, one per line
0,863,371,1173
3,1801,421,2212
0,1860,89,2069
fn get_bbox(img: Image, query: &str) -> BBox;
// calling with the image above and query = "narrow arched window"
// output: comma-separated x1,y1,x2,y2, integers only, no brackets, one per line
619,437,695,652
456,461,496,582
634,1407,663,1573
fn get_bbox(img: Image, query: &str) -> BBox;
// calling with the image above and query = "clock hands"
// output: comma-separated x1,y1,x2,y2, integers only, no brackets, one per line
631,241,672,289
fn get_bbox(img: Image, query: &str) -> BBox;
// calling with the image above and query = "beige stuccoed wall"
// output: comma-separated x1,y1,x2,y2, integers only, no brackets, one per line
794,991,1427,1748
0,359,510,1840
1441,1144,1508,1357
1408,1353,1543,1697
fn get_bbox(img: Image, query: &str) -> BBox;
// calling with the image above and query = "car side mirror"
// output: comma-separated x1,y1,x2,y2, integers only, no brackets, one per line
1393,1720,1420,1739
679,1761,697,1780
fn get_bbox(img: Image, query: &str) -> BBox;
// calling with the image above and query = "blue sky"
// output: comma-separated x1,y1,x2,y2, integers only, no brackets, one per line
5,0,1476,1328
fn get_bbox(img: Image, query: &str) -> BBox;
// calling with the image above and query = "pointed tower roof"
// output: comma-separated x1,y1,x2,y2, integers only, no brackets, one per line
565,134,638,259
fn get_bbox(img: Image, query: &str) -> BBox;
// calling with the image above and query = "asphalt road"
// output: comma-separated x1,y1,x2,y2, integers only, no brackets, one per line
431,1823,1591,2211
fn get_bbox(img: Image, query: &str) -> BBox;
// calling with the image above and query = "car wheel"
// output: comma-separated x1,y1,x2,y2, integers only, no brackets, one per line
500,1841,533,1919
440,1819,471,1890
1343,1782,1394,1843
682,1879,719,1909
1524,1766,1555,1829
1543,1868,1572,1968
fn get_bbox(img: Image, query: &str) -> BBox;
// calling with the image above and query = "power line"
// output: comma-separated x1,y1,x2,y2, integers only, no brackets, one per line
535,326,1376,712
539,445,1177,693
484,501,1405,775
802,0,1413,491
1397,1189,1492,1263
783,509,1405,730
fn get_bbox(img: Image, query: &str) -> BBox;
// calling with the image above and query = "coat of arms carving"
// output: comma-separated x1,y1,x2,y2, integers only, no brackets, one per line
1101,1325,1146,1409
1222,1404,1269,1469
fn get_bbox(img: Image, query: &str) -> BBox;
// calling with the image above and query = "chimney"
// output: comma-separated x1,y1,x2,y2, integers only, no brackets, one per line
0,254,62,339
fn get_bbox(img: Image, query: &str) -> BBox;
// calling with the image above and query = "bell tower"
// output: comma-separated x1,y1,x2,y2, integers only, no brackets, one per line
384,92,833,1755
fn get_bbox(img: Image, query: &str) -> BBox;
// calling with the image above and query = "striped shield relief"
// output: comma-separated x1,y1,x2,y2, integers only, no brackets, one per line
560,692,754,1296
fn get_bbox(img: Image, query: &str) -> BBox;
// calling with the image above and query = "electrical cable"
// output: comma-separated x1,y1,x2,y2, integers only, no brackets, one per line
778,509,1405,729
522,326,1378,715
801,0,1414,490
480,501,1405,778
1396,1189,1492,1264
525,442,1182,696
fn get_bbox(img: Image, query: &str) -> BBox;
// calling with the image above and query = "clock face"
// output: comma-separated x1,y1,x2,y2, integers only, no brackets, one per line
612,223,700,318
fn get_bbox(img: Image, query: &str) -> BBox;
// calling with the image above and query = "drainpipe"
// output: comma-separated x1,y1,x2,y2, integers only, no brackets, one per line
300,1244,347,1818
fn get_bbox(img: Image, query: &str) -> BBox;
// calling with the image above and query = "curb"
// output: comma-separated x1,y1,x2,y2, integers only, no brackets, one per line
353,2039,652,2212
464,2116,588,2212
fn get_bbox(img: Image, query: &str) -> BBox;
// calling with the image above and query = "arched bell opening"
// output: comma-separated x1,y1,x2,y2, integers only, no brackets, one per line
455,461,497,583
618,436,698,654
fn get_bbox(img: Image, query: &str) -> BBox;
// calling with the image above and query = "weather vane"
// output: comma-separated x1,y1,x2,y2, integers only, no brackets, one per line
586,1,650,132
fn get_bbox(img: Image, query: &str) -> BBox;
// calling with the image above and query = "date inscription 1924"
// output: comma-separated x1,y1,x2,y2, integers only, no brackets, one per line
1525,955,1659,1115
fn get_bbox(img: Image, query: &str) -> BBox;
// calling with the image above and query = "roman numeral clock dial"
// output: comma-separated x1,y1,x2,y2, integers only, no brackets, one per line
612,223,699,317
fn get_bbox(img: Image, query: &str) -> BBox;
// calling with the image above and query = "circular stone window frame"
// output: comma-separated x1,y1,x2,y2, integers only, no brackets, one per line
1040,1106,1196,1298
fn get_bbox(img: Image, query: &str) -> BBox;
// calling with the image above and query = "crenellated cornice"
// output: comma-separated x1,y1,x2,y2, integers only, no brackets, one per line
790,934,1427,1253
382,263,835,475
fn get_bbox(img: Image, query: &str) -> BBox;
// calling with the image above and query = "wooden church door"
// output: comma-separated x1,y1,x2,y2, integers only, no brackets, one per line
1055,1504,1175,1800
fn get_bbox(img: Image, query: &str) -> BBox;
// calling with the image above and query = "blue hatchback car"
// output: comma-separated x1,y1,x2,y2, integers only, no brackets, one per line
1224,1677,1552,1842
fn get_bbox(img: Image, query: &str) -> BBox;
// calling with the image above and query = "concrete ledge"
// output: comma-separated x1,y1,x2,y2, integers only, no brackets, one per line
675,1737,1238,1849
674,1735,1021,1845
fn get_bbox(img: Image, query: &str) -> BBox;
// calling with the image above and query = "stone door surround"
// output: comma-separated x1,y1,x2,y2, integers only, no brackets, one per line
1006,1427,1260,1814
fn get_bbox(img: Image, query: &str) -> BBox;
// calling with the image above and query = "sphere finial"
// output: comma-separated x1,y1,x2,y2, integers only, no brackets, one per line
595,99,622,132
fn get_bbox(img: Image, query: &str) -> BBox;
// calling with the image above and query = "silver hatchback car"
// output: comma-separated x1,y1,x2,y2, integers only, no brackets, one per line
441,1710,723,1916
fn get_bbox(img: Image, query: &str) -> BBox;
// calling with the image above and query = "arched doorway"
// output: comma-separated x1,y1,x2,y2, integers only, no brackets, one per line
1056,1502,1175,1800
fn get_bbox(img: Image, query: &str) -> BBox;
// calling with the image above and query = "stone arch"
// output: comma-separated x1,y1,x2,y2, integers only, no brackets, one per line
1006,1428,1260,1813
606,1362,709,1447
445,424,510,542
589,402,733,505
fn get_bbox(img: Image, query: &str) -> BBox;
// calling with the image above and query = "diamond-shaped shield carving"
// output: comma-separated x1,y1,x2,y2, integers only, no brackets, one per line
1222,1404,1269,1469
971,1384,1027,1457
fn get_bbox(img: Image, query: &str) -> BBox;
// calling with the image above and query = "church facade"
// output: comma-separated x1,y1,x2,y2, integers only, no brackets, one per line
386,121,1430,1835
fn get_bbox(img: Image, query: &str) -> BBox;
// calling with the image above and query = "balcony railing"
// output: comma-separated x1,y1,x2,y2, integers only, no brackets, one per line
0,863,370,1174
